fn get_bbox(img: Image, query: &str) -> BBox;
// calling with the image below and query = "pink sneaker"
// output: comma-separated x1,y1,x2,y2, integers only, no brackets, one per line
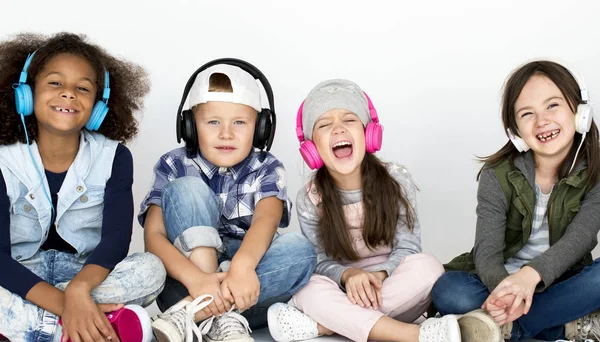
60,305,152,342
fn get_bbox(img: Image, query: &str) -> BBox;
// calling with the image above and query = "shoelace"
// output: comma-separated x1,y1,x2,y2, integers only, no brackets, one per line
581,314,600,342
199,306,252,339
156,294,214,342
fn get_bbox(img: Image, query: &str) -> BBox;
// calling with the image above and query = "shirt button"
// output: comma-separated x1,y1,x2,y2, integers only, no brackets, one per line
76,186,84,193
29,194,35,200
220,194,226,199
24,205,31,212
16,255,22,260
80,195,88,203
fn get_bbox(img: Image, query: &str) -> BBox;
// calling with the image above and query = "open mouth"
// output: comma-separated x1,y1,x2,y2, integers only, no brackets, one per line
332,141,353,159
536,129,560,142
52,106,78,113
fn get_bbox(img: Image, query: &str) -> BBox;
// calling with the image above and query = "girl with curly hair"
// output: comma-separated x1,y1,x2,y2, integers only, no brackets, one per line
0,32,165,342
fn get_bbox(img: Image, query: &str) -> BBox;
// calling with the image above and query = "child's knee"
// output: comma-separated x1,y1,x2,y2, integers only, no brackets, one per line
172,226,223,258
162,176,220,217
274,232,316,271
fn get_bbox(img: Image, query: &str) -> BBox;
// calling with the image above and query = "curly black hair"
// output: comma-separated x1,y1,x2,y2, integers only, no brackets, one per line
0,32,150,145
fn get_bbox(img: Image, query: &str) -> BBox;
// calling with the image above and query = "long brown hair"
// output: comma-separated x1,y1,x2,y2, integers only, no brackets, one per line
314,153,415,261
478,61,600,187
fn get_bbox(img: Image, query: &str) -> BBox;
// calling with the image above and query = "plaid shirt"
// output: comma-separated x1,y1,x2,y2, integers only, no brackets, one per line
139,147,291,238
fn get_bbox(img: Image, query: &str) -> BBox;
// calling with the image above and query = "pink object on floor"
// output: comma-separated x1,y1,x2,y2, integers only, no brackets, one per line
59,305,152,342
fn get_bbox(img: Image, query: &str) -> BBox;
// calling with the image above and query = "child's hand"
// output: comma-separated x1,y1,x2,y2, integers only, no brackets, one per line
185,270,231,317
341,268,380,309
220,265,260,311
370,271,387,308
487,266,540,320
62,284,120,342
483,294,525,325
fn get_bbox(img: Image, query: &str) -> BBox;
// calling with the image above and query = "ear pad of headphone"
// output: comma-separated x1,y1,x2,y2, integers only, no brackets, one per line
86,101,109,131
15,83,34,116
506,128,530,153
365,122,383,153
181,109,198,153
299,140,324,170
253,109,273,150
575,104,594,134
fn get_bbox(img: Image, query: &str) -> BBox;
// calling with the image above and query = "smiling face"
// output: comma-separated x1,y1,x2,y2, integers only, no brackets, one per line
33,53,97,138
514,74,577,163
312,108,366,186
194,101,257,167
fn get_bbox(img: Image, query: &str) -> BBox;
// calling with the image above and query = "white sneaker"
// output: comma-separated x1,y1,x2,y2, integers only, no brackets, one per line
199,307,253,342
267,303,319,342
152,294,214,342
419,315,461,342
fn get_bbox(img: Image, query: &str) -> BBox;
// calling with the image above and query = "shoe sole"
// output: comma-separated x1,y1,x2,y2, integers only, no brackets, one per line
446,315,462,342
203,336,254,342
457,312,501,342
267,303,286,342
152,319,180,342
119,305,153,342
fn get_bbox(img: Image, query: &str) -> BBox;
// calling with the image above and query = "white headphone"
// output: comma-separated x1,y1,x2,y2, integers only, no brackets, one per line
507,61,594,155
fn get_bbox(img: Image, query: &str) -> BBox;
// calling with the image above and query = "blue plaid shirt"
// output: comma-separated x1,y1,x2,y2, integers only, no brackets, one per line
139,147,292,238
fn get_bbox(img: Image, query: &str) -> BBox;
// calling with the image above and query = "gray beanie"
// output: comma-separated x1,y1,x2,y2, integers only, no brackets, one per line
302,79,370,140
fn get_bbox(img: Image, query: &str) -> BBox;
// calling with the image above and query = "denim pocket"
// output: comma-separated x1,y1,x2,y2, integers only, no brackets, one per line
69,186,105,226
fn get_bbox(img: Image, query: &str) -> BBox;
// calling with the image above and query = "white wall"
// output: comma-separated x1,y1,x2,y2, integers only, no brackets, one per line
2,0,600,266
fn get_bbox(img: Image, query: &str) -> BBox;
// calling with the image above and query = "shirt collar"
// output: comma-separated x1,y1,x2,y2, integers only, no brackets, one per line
193,152,252,180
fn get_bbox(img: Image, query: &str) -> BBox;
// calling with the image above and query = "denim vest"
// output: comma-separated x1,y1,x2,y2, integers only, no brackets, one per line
0,131,118,261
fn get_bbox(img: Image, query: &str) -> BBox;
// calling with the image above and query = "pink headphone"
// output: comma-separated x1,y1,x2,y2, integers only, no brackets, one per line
295,91,383,169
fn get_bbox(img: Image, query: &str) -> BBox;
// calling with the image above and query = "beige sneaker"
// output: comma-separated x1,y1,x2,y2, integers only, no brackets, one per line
456,309,502,342
565,310,600,341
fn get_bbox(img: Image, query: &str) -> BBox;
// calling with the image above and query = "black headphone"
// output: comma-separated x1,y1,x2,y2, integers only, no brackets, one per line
176,58,277,155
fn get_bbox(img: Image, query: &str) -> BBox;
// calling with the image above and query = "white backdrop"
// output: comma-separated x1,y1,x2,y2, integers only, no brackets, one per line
1,0,599,266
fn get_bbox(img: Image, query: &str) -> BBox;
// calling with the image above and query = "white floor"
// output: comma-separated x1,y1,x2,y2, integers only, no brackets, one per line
250,328,548,341
148,303,553,342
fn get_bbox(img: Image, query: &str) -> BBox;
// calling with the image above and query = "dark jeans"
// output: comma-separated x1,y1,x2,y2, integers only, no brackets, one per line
431,259,600,340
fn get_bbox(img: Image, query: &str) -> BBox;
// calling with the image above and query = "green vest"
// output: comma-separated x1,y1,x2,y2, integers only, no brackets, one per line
445,158,593,274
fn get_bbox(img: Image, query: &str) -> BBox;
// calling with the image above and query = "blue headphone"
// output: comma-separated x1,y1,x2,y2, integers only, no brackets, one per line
14,51,111,131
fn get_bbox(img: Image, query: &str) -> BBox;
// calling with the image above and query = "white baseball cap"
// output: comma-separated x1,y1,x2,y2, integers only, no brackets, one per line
188,64,262,112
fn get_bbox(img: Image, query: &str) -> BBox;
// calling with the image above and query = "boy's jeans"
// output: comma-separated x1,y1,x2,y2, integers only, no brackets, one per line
0,251,166,342
158,176,317,328
432,259,600,340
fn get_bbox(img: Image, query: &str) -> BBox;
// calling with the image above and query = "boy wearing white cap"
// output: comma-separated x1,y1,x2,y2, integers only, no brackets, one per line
139,59,316,342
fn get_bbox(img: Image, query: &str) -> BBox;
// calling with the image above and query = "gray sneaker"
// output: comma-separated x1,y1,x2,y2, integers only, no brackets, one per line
565,310,600,341
152,294,214,342
199,309,253,342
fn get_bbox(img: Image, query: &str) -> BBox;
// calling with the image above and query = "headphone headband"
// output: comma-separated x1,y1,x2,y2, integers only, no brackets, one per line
296,90,378,143
176,58,276,144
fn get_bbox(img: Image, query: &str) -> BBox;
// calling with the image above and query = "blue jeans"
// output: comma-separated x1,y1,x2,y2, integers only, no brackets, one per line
432,259,600,341
0,251,166,342
158,177,317,329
